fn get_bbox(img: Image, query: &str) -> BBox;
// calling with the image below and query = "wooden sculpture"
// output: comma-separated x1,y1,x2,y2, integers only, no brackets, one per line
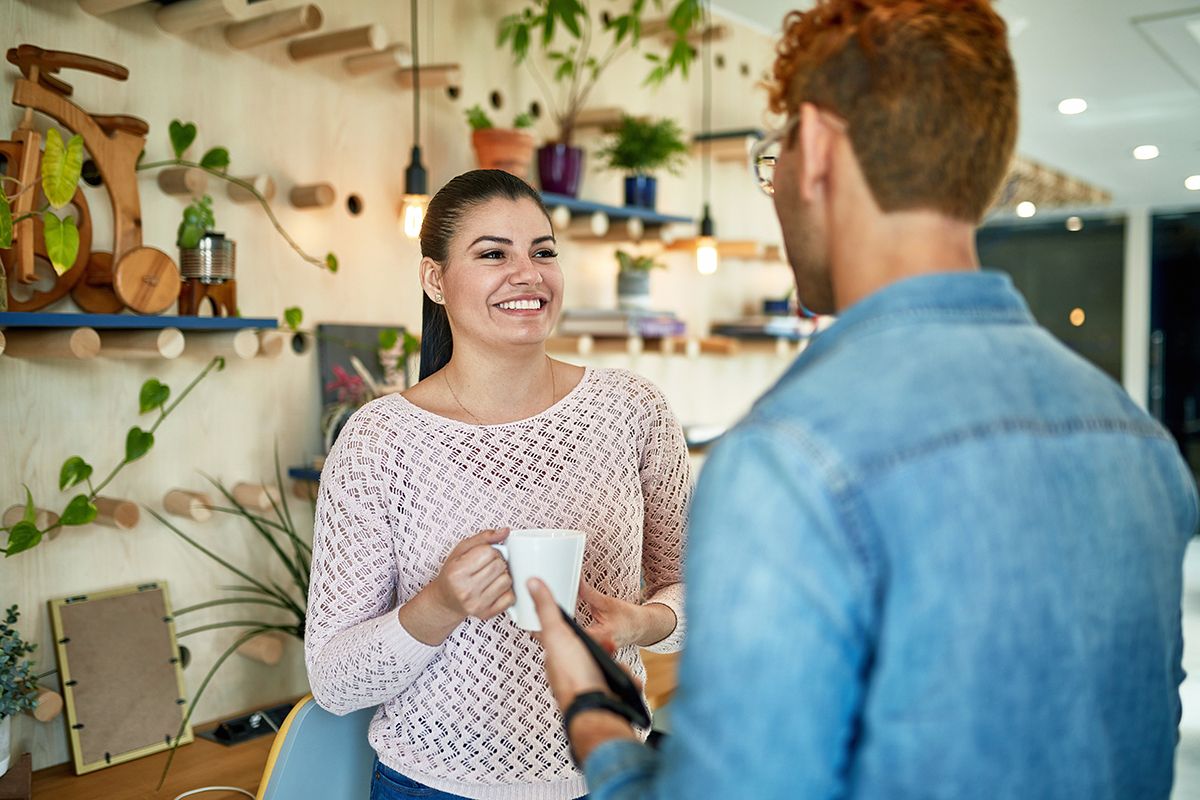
1,45,180,314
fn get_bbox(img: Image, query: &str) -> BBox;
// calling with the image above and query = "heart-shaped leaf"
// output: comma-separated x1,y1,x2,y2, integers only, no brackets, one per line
5,521,42,556
59,457,93,491
41,130,83,209
125,427,154,462
43,212,79,276
325,253,338,273
378,328,399,350
60,495,97,527
139,379,170,414
199,147,230,172
169,120,197,160
283,307,303,331
22,486,35,525
0,192,12,250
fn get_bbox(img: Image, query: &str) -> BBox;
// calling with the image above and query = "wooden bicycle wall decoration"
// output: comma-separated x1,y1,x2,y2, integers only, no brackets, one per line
1,44,180,314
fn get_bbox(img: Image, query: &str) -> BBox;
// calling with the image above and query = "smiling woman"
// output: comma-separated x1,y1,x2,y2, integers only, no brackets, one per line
304,169,691,800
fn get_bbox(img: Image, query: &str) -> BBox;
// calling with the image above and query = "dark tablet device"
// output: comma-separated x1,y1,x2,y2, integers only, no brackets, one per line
558,607,652,729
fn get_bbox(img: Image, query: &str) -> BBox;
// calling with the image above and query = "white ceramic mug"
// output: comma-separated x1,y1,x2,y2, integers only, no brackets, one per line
492,528,586,631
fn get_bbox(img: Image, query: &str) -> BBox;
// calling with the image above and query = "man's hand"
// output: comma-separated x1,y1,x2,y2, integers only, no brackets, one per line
529,577,608,710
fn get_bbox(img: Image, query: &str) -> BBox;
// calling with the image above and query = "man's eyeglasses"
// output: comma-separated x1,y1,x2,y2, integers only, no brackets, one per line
749,110,847,197
750,115,799,197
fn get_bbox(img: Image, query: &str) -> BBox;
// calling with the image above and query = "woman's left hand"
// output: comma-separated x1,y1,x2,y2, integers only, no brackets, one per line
580,584,675,651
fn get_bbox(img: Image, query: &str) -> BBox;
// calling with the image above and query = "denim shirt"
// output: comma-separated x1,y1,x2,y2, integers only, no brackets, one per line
584,271,1198,799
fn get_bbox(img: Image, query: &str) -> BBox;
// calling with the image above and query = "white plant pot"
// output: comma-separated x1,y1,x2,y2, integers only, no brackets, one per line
0,714,11,777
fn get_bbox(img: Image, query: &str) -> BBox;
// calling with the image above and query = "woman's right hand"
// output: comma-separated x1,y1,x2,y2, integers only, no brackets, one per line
428,527,515,623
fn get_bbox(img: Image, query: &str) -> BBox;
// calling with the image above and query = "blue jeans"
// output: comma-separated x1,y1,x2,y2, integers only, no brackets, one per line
370,760,588,800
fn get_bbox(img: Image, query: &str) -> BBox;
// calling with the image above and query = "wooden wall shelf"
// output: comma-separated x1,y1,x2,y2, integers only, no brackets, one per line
692,128,765,163
546,333,803,358
0,313,281,360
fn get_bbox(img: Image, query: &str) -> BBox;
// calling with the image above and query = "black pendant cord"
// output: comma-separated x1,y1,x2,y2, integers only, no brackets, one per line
411,0,420,147
701,0,713,225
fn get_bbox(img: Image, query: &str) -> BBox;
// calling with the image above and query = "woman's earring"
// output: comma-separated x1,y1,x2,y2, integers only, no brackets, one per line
434,293,444,304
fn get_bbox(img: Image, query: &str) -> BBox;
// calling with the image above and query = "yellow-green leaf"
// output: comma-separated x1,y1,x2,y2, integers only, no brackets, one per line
325,253,338,273
283,307,303,331
41,130,83,209
60,495,97,527
22,485,35,525
42,212,79,276
0,191,12,249
5,521,42,556
59,457,93,491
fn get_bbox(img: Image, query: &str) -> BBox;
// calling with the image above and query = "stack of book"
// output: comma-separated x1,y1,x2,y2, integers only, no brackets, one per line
557,309,686,339
711,314,813,341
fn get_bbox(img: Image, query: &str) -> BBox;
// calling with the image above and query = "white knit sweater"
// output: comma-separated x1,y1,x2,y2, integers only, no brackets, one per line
305,368,690,800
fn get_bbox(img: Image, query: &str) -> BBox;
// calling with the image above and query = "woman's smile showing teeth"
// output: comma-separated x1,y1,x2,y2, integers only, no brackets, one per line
495,298,546,312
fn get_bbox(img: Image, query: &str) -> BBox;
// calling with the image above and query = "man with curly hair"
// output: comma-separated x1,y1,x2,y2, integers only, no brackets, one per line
532,2,1198,798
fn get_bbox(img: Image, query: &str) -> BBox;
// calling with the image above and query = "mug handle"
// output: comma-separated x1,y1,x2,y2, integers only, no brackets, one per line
491,543,508,561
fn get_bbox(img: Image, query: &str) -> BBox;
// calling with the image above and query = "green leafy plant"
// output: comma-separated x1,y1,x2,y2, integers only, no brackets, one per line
498,0,702,145
597,115,689,176
140,119,337,272
0,357,225,557
150,451,309,786
0,605,39,720
465,105,536,132
615,249,664,272
177,194,216,249
0,129,85,275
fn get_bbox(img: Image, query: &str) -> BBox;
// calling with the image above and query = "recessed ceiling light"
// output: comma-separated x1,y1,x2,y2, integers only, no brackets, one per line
1133,145,1160,160
1016,201,1037,218
1066,216,1083,231
1186,175,1200,191
1058,98,1087,115
1070,308,1086,327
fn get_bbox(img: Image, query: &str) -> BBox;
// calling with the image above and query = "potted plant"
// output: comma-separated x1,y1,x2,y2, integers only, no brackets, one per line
466,105,537,179
597,115,688,209
498,0,702,198
0,605,39,777
615,249,664,310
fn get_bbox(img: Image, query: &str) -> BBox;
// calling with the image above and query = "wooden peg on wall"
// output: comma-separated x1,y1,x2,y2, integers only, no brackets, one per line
394,63,461,90
157,167,208,197
94,497,140,530
232,482,282,512
563,212,610,239
224,4,323,49
163,489,214,522
0,330,6,358
227,174,276,204
79,0,152,14
256,330,285,358
289,183,335,209
344,43,411,75
3,505,61,531
2,328,101,359
183,329,260,360
237,632,285,665
288,24,386,62
30,688,64,722
99,328,185,360
549,205,571,230
155,0,250,35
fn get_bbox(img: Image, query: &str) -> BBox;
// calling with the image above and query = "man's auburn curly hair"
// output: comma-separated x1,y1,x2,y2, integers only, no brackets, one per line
766,0,1017,223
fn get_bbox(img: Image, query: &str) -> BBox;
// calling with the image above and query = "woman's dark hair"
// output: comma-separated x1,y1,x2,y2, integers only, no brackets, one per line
418,169,551,380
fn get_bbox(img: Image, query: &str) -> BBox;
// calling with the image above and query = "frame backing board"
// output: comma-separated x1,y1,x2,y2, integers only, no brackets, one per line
49,582,193,774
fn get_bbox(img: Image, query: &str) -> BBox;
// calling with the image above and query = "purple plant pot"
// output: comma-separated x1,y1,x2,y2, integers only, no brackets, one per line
537,144,585,197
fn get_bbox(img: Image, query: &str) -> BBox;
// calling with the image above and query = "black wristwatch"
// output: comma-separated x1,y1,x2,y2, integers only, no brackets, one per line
562,691,639,765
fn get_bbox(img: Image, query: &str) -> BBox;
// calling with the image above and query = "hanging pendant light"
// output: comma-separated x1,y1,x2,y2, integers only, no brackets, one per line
695,0,718,275
400,0,429,239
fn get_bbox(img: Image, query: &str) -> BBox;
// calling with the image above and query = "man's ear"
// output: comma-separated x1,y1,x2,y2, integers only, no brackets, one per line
419,257,444,302
798,102,834,204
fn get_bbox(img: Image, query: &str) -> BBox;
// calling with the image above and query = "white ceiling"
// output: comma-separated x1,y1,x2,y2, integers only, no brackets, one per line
713,0,1200,210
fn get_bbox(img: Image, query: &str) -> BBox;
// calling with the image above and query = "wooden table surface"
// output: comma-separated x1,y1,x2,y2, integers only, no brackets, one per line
31,718,276,800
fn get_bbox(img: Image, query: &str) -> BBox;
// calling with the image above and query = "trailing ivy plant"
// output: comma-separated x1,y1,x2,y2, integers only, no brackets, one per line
0,356,225,557
0,128,85,275
139,121,338,273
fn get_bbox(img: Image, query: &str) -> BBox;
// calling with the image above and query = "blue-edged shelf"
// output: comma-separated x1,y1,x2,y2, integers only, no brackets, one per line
540,192,693,227
287,466,321,483
0,312,278,330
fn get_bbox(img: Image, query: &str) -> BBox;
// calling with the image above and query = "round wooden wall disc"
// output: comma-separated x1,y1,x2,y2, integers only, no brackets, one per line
113,247,181,315
71,251,124,314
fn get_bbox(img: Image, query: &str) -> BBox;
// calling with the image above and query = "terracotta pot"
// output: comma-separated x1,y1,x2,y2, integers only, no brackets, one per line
471,129,537,179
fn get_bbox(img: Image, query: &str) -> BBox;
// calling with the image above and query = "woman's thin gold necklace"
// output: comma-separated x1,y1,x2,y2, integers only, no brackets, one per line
443,356,556,425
